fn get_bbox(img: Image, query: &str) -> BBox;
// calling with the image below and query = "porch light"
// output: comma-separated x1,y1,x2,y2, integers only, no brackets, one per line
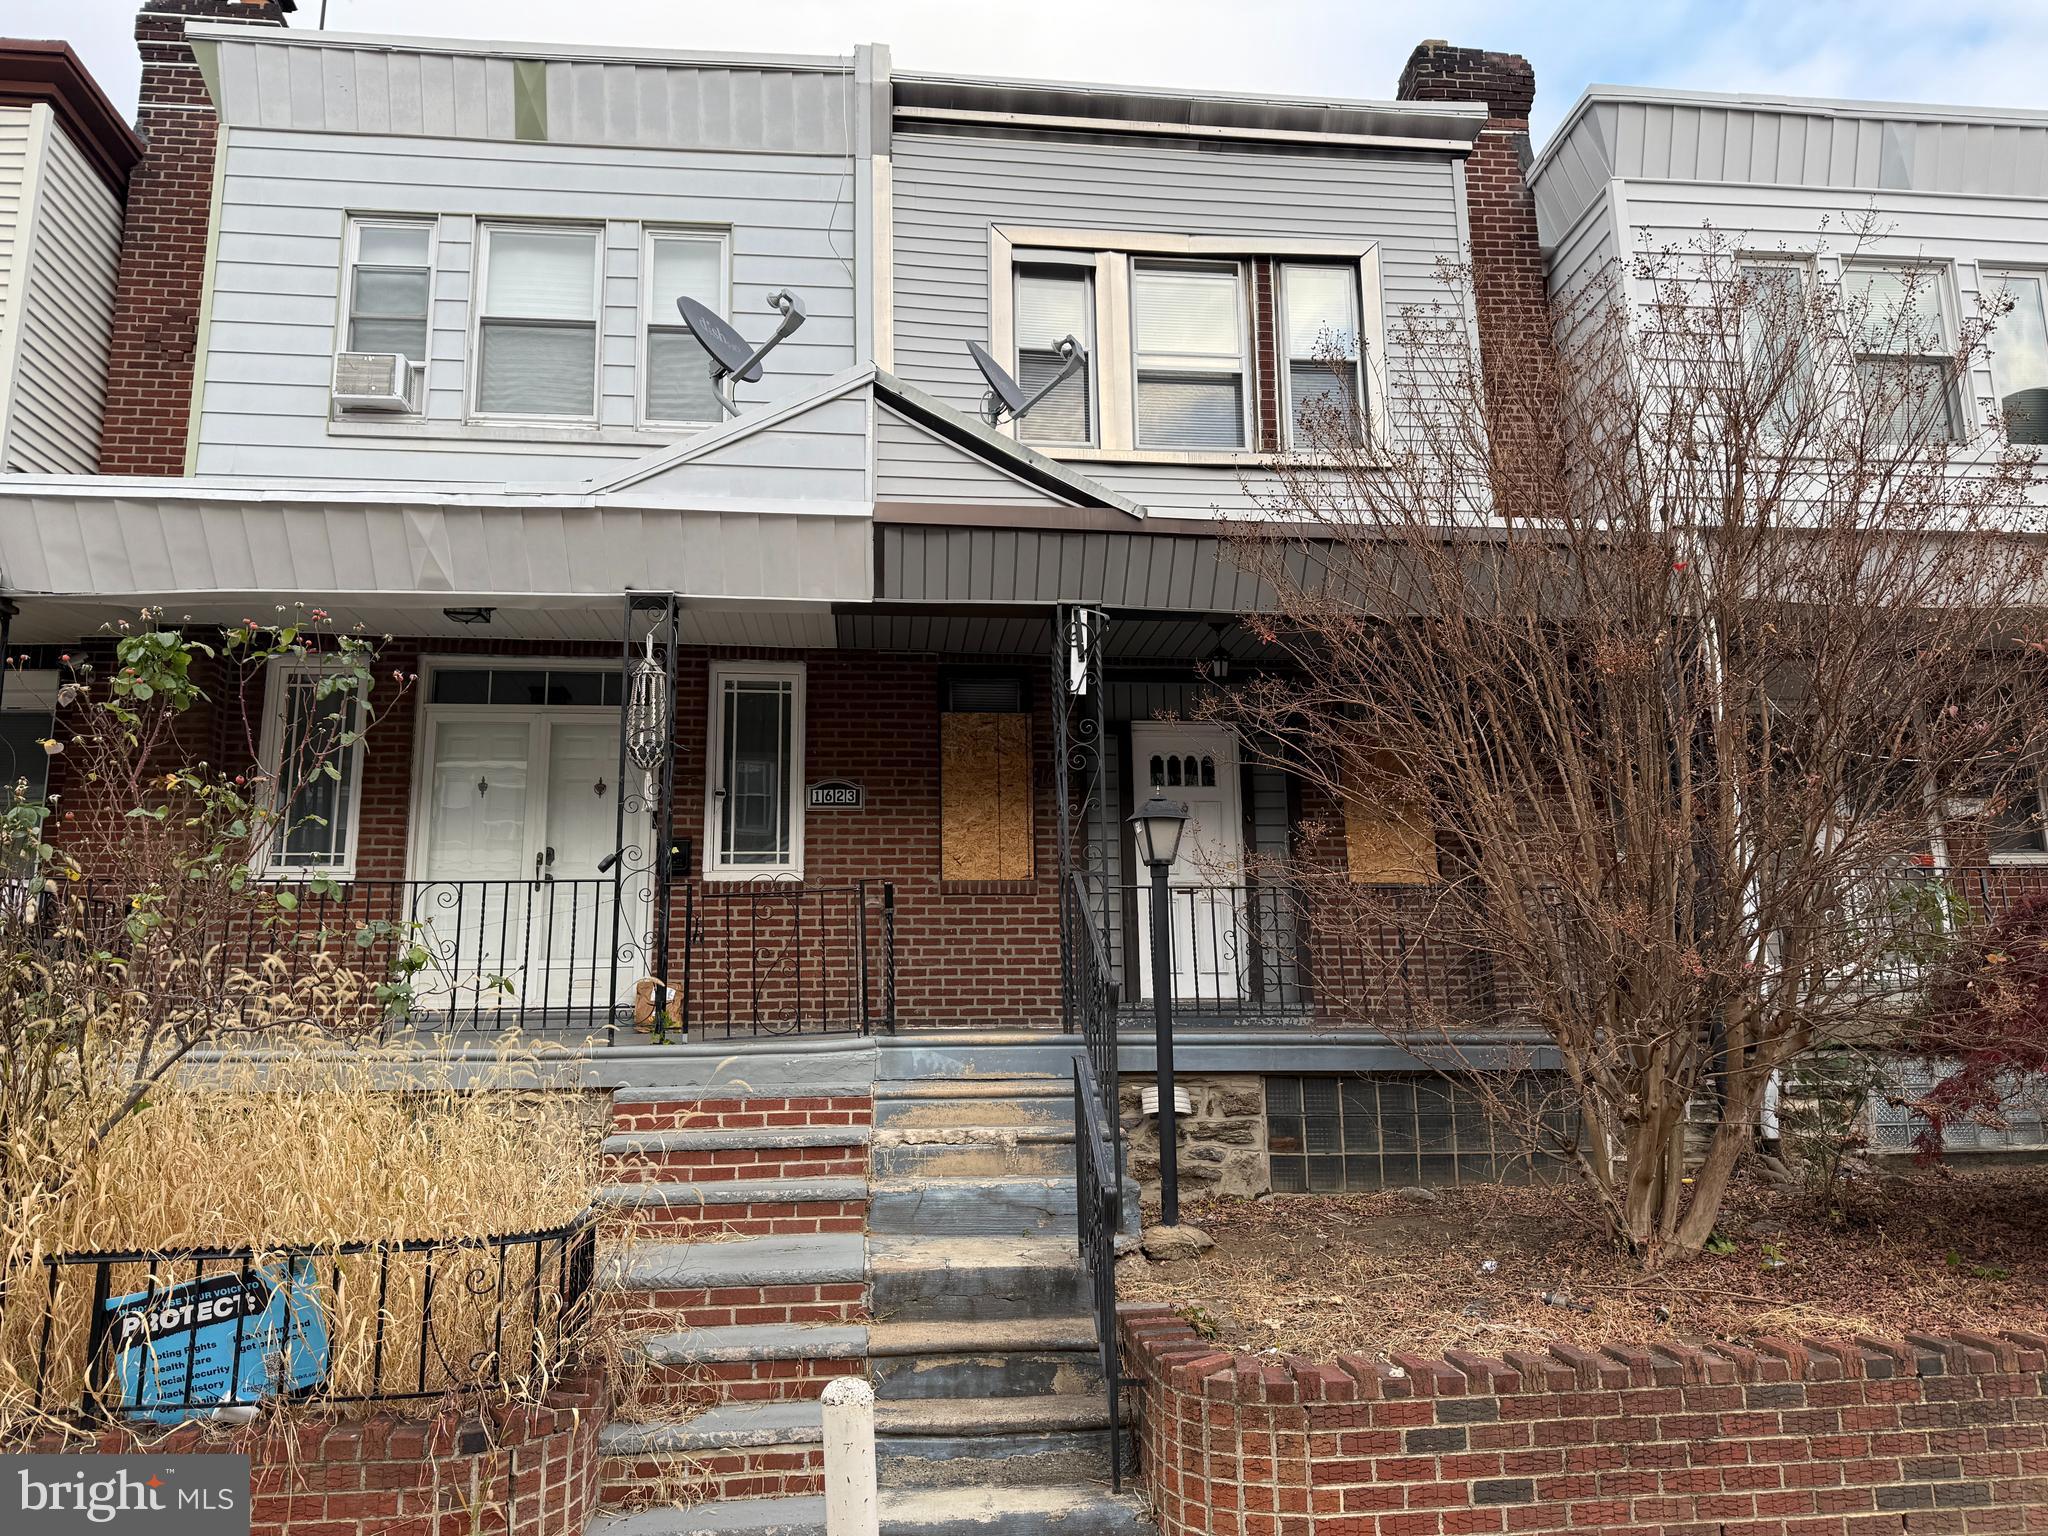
1131,795,1190,870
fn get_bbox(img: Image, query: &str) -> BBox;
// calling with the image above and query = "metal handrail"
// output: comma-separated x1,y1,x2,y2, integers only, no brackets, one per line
1072,1057,1127,1491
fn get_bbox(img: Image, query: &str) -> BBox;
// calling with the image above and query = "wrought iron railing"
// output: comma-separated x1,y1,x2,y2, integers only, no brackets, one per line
1072,1056,1129,1491
3,1213,597,1424
680,877,896,1037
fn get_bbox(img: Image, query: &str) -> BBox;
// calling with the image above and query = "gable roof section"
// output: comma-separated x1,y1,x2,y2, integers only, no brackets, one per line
591,364,1143,518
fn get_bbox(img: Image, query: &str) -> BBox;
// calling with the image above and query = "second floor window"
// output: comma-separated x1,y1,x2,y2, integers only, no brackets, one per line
345,219,432,362
1987,270,2048,446
1132,260,1249,450
1013,263,1094,446
644,231,729,426
1280,263,1363,448
1844,262,1961,444
476,225,599,419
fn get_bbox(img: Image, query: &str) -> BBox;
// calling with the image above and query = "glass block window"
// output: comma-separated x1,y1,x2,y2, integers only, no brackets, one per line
1869,1060,2048,1153
1266,1074,1574,1192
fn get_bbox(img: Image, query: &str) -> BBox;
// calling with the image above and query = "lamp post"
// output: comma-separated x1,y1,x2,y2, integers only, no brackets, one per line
1131,793,1190,1227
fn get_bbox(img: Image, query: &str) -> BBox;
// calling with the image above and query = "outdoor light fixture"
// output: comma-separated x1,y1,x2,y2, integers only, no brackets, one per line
442,606,496,626
1130,794,1191,1226
1131,794,1190,870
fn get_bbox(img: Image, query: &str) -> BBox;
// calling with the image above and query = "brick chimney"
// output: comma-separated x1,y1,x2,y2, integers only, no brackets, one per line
1397,41,1547,372
100,0,290,476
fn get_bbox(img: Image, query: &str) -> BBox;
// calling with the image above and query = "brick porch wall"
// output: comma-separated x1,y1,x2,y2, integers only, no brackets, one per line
1123,1304,2048,1536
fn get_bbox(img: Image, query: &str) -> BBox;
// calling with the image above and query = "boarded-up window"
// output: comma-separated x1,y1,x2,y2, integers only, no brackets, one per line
1343,750,1435,885
941,713,1034,881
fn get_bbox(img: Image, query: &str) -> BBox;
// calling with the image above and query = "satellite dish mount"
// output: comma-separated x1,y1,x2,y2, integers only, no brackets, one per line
677,290,808,417
966,337,1087,429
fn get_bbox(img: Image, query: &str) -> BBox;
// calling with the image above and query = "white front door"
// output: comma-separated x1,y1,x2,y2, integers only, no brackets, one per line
1128,723,1246,1004
415,708,635,1017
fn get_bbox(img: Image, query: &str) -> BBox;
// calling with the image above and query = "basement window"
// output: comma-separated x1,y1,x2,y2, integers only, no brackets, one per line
1265,1075,1574,1192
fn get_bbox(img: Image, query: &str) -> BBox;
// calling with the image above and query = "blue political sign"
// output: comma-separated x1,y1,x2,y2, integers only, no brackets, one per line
102,1259,329,1423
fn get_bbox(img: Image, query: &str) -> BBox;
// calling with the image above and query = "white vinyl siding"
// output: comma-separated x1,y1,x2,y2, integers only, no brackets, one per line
1012,263,1093,446
641,229,728,426
474,224,600,419
1130,260,1248,450
1279,263,1364,448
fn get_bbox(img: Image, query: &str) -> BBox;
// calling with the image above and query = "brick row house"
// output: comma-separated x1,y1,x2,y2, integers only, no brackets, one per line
8,3,2047,1184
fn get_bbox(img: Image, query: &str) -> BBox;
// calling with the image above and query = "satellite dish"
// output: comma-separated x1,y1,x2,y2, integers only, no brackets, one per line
967,336,1088,428
678,289,808,416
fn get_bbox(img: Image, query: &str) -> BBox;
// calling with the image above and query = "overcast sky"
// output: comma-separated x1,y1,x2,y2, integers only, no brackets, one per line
16,0,2048,147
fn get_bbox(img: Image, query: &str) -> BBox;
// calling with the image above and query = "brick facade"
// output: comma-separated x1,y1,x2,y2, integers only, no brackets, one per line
23,1370,607,1536
1397,43,1549,440
100,1,290,476
1123,1305,2048,1536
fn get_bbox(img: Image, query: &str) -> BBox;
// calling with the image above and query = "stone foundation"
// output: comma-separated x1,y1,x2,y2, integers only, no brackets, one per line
1120,1072,1269,1212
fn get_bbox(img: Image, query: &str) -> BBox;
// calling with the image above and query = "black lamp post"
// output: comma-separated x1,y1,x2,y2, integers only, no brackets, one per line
1131,793,1190,1226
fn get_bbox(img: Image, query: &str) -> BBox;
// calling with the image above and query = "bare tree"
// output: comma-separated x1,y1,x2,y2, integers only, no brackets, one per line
1221,226,2048,1265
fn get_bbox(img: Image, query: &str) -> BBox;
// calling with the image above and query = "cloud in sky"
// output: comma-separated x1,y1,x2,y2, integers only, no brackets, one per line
17,0,2048,147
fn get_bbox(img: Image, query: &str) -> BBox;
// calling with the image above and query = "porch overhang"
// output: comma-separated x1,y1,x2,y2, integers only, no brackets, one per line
0,478,872,641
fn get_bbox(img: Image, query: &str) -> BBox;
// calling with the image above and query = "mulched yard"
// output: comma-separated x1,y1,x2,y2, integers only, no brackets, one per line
1115,1163,2048,1360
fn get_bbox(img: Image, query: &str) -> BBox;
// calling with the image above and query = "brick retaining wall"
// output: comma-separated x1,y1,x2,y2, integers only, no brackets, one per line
1121,1304,2048,1536
21,1370,606,1536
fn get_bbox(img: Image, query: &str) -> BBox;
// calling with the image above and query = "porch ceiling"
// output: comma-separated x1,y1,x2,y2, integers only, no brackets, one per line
832,607,1291,664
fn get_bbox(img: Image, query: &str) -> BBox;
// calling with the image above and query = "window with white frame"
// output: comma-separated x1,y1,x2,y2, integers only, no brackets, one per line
259,662,367,878
1843,262,1962,443
1131,259,1250,450
1738,260,1812,436
643,230,730,426
705,662,804,877
1013,262,1094,446
474,225,600,419
1985,270,2048,446
1279,263,1364,448
344,218,433,363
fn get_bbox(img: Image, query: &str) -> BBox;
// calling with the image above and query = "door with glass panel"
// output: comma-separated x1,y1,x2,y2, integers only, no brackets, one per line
412,668,636,1021
1128,724,1247,1006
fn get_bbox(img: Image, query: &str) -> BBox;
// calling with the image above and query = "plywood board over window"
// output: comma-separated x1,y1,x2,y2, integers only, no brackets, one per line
941,712,1034,881
1343,750,1435,885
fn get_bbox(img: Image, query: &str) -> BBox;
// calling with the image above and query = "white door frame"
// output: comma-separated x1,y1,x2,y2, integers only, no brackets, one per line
1126,721,1247,1003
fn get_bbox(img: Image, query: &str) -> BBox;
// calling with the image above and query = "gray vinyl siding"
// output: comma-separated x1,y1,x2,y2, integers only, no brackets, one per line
193,127,858,481
873,406,1070,506
0,110,123,475
205,35,854,155
888,129,1467,516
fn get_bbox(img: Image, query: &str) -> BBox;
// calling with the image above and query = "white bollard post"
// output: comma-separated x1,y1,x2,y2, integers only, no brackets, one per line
820,1376,880,1536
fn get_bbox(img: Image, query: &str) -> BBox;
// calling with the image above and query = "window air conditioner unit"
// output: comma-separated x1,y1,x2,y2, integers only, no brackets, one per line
332,352,419,413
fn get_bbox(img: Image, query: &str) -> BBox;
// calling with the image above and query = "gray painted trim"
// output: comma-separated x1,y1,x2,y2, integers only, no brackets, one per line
876,522,1316,609
187,23,857,74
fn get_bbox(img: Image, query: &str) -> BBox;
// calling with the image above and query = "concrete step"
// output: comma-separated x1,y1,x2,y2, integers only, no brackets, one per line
868,1235,1085,1322
867,1175,1075,1236
597,1178,867,1237
600,1402,825,1508
877,1395,1117,1489
629,1323,868,1406
874,1085,1073,1132
874,1036,1091,1083
869,1322,1104,1401
611,1091,873,1134
589,1485,1153,1536
602,1402,822,1456
604,1233,868,1331
870,1125,1075,1179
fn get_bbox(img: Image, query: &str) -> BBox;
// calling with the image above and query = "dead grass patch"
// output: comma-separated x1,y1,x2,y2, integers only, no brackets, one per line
1119,1164,2048,1360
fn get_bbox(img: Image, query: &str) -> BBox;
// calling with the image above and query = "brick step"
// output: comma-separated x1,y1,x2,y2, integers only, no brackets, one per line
628,1323,868,1407
603,1233,868,1331
611,1093,874,1134
597,1178,868,1237
600,1403,823,1509
602,1126,871,1183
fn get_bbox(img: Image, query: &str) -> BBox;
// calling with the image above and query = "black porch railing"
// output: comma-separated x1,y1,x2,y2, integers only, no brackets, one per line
3,1214,597,1424
680,877,896,1038
1072,1055,1129,1491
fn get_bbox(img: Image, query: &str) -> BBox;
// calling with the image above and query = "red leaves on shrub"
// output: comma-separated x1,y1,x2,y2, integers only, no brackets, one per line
1915,892,2048,1156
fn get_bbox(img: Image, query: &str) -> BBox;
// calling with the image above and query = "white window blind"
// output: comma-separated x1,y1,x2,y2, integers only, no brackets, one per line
1014,265,1093,445
347,222,432,361
645,233,727,424
1843,262,1960,443
1132,261,1248,450
1987,272,2048,446
1281,264,1362,447
476,227,598,418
